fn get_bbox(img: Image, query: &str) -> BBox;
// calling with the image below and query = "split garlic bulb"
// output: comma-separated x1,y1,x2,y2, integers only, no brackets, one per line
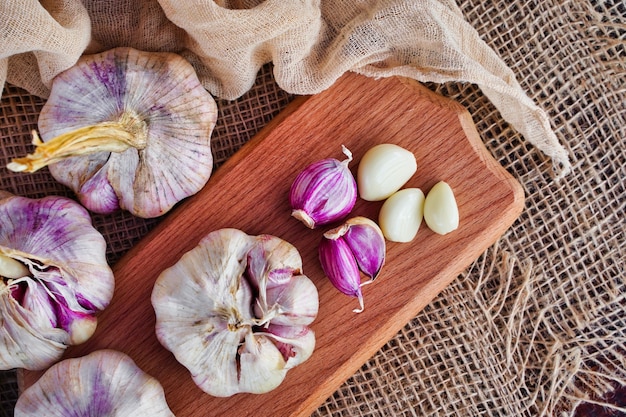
15,350,174,416
152,228,319,397
8,47,218,218
0,191,114,371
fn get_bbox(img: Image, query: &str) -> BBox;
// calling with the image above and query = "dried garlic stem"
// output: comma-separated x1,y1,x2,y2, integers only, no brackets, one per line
7,112,147,173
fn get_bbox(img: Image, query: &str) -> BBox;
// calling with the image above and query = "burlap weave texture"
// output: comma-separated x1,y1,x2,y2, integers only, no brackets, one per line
1,0,571,177
1,0,625,416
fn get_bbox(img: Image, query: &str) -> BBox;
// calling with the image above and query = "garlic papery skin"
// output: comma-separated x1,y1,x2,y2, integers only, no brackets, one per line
152,228,318,397
319,216,386,313
263,324,315,369
357,143,417,201
290,145,357,228
0,191,114,371
319,234,364,312
424,181,460,235
8,47,218,218
15,350,175,417
379,188,425,242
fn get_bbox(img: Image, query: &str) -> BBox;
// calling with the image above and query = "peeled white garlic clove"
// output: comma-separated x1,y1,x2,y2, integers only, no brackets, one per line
151,228,318,397
357,143,417,201
8,47,218,218
15,350,175,416
0,192,114,371
424,181,459,235
379,188,425,242
0,253,29,279
319,216,386,313
290,145,357,228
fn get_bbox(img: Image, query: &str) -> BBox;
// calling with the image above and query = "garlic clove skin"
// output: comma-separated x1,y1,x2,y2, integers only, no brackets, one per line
424,181,460,235
237,333,288,395
340,217,386,281
263,324,316,369
21,281,58,330
0,192,114,371
56,305,98,345
15,350,175,416
76,166,121,214
379,188,425,242
319,216,386,313
357,143,417,201
318,235,364,308
290,145,357,228
152,228,318,396
258,274,319,327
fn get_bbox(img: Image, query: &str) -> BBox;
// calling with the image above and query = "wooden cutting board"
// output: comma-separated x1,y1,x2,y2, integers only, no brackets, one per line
21,72,524,416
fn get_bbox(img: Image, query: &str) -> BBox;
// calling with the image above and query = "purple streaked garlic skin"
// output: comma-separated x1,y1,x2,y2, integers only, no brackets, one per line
290,145,357,229
14,350,175,417
8,47,218,219
341,217,386,281
152,228,319,397
319,216,386,313
319,235,364,309
0,191,114,371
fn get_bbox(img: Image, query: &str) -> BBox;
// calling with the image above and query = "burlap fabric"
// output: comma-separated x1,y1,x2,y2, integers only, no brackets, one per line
1,0,571,178
1,0,624,416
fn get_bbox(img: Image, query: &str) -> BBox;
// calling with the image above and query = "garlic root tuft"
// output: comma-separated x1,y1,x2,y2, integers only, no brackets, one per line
8,112,147,173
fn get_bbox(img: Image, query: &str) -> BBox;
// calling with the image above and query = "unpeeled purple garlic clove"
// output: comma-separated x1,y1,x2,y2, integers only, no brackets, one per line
340,217,386,281
15,350,175,416
319,235,364,311
290,145,357,229
8,47,218,219
319,216,386,313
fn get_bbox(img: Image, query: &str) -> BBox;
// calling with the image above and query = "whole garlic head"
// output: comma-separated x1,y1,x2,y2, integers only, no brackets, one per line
152,228,319,397
0,191,114,371
8,47,218,219
15,350,174,416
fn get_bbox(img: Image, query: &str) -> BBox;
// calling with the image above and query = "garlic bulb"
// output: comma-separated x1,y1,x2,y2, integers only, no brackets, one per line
318,217,386,313
8,47,218,218
15,350,174,416
424,181,459,235
152,228,318,397
290,145,357,229
357,143,417,201
0,191,114,371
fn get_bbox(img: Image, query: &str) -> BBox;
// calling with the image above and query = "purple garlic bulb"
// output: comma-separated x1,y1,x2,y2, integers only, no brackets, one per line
318,216,386,313
289,145,357,229
7,47,218,219
0,191,114,371
15,350,175,416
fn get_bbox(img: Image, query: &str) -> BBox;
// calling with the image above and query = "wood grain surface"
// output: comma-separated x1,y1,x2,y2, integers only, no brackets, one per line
21,72,524,416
